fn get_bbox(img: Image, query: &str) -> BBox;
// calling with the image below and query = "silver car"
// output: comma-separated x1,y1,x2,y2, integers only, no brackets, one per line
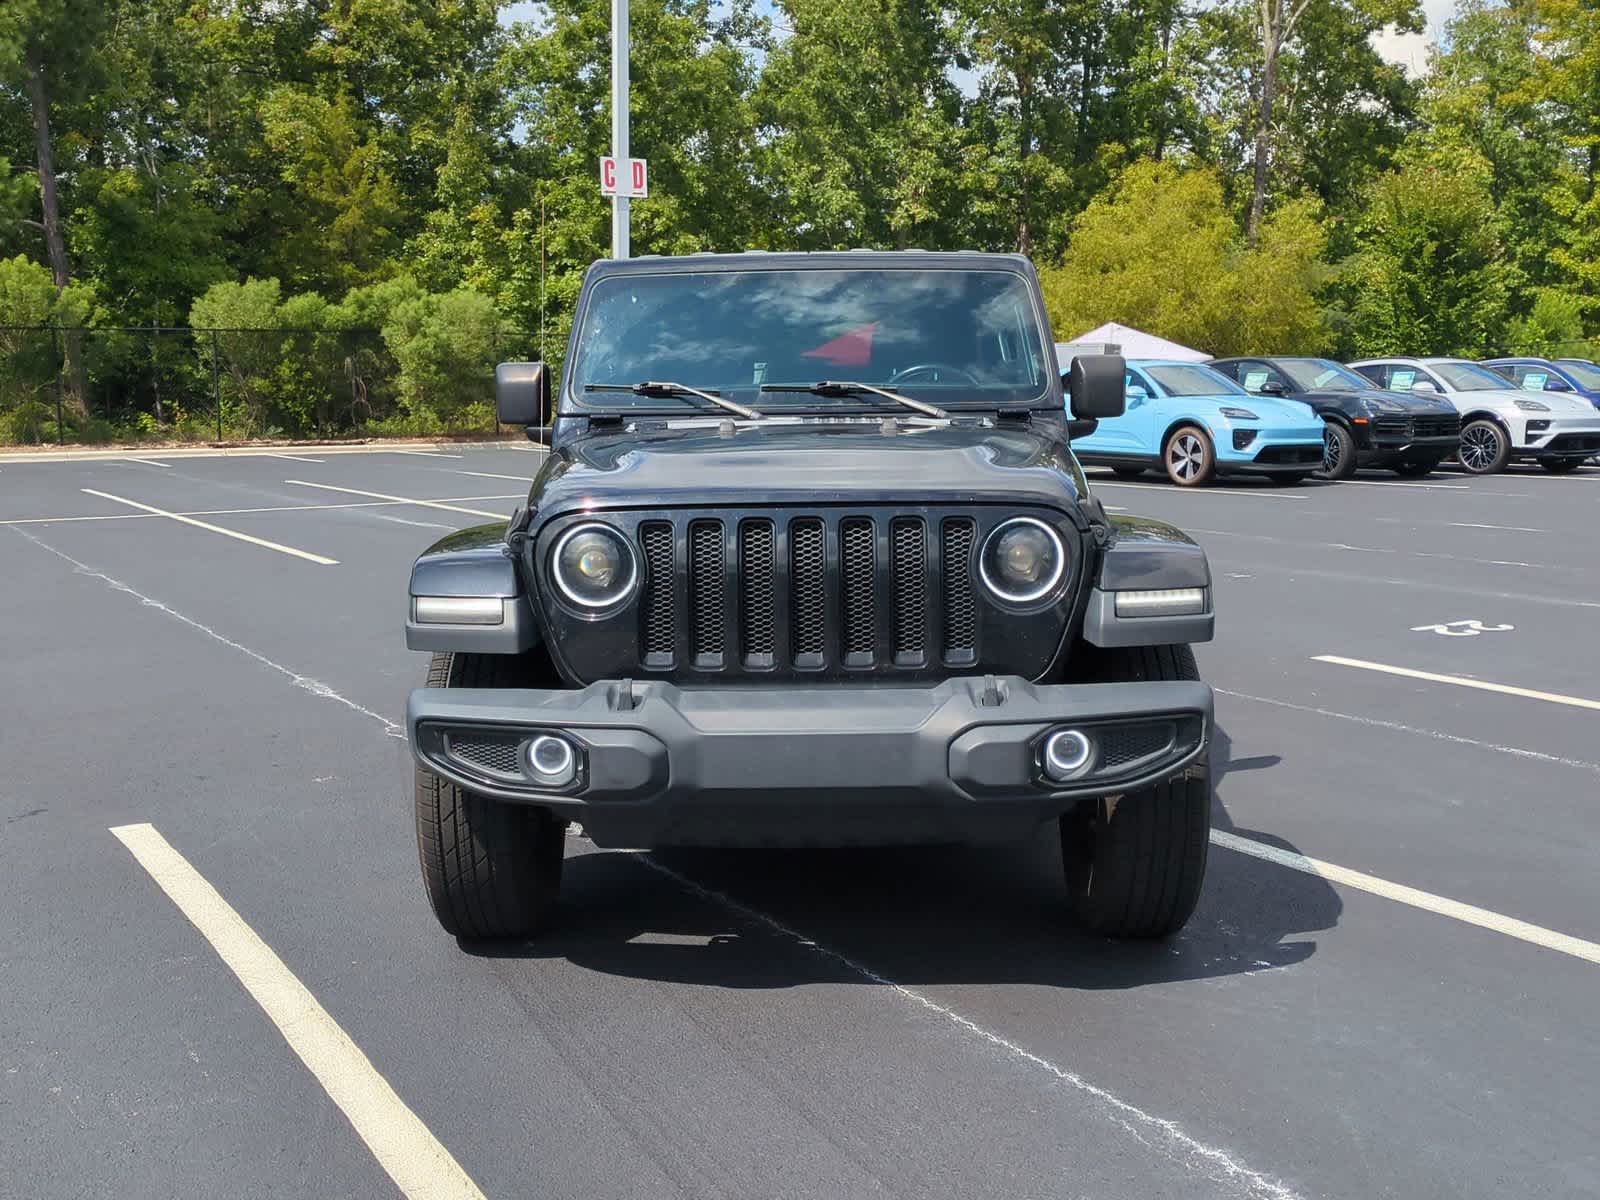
1349,357,1600,474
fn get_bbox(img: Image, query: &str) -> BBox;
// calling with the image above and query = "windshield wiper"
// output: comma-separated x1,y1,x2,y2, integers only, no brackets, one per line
760,380,949,420
586,380,761,420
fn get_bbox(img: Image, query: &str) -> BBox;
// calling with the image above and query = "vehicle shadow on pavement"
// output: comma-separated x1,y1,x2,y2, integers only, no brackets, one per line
464,721,1341,990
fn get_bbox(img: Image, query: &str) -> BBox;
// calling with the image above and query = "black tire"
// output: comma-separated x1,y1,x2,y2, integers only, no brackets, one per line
1538,457,1584,474
415,651,565,941
1457,418,1511,474
1162,425,1216,486
1314,421,1358,480
1392,456,1442,477
1112,466,1147,480
1060,644,1211,939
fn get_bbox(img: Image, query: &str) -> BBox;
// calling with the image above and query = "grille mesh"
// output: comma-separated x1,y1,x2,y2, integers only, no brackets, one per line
1097,723,1174,770
790,519,825,659
891,518,926,659
447,736,521,777
689,520,725,659
640,523,675,660
941,519,977,656
840,518,876,658
739,520,776,663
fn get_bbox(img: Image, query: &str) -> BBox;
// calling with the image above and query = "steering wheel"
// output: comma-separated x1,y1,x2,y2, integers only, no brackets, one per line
889,363,979,386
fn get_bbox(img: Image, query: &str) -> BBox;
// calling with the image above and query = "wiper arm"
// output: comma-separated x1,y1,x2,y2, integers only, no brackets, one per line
760,380,948,419
586,380,761,420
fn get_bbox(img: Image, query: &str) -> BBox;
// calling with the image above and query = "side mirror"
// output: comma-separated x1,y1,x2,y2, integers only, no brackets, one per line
496,361,551,427
1260,380,1286,396
1545,377,1574,391
1124,384,1148,401
1411,379,1440,393
1066,353,1127,419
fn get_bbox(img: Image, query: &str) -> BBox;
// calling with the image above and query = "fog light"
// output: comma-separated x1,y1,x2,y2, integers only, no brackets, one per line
525,734,577,787
1043,729,1094,781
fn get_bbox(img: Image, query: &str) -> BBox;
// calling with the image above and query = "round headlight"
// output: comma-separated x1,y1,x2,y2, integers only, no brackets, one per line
978,517,1066,604
551,523,637,609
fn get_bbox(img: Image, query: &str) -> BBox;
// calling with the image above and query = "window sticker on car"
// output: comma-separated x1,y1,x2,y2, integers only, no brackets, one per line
1521,372,1548,390
1242,370,1269,392
1391,369,1416,389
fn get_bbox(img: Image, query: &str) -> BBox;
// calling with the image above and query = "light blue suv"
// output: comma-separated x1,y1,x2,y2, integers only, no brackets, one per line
1064,356,1327,486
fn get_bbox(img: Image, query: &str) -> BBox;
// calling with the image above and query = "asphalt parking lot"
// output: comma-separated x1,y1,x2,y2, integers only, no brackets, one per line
3,443,1597,1200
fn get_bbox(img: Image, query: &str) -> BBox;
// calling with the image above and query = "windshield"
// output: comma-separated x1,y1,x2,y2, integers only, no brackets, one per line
1557,360,1600,389
1276,358,1370,392
567,268,1051,410
1145,364,1246,397
1432,362,1512,391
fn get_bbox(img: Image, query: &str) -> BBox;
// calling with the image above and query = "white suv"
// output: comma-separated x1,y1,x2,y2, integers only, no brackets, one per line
1350,357,1600,474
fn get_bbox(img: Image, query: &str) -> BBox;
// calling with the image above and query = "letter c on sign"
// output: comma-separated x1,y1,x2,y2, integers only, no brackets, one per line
602,159,616,190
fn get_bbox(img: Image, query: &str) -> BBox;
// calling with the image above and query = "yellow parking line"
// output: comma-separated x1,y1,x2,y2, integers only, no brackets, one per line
81,489,337,565
111,824,486,1200
284,480,507,520
1313,655,1600,712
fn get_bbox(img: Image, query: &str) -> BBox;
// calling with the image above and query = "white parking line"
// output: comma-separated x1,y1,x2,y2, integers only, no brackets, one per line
111,823,486,1200
1188,527,1564,572
81,489,338,565
453,470,535,482
637,853,1301,1199
126,458,173,468
284,480,509,520
264,452,326,463
1449,521,1547,533
1091,480,1308,500
0,496,525,527
1336,478,1468,491
1313,655,1600,712
1211,831,1600,966
393,449,463,458
1217,687,1600,774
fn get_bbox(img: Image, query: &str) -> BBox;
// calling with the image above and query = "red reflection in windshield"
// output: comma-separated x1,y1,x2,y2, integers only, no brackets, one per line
802,322,878,366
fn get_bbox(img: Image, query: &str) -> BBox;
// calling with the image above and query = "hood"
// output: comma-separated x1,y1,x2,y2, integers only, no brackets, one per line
1217,393,1320,424
528,419,1087,520
1446,387,1596,415
1298,386,1452,415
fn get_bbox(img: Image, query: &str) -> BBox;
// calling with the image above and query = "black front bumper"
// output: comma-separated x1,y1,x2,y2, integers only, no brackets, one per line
408,676,1212,848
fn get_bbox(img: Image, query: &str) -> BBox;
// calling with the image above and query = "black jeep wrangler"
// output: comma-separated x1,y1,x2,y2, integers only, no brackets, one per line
406,252,1216,941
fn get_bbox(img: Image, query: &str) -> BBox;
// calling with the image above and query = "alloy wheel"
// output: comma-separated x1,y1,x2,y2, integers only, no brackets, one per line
1460,424,1501,472
1322,427,1341,473
1169,433,1205,481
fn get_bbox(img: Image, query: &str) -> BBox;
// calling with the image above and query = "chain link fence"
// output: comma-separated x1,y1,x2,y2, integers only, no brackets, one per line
0,325,545,446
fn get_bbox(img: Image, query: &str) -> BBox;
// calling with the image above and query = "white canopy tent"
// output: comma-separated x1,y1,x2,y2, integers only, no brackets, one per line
1055,321,1209,363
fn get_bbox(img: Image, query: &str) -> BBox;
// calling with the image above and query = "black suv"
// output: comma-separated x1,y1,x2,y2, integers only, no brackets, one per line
405,252,1217,942
1210,356,1462,478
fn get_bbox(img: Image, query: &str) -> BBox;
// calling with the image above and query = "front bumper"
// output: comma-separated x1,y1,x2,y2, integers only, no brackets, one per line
408,676,1212,848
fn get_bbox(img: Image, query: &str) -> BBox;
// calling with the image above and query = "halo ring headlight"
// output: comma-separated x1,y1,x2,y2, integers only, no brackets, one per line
978,517,1067,605
550,522,638,610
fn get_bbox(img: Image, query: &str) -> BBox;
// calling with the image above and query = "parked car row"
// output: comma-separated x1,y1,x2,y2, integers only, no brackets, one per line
1056,346,1600,486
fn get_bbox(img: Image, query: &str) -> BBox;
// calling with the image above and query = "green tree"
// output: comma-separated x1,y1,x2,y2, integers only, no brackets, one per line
1039,160,1328,355
1329,153,1516,357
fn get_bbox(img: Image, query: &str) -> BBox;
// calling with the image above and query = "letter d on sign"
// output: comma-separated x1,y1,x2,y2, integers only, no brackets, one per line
630,159,648,197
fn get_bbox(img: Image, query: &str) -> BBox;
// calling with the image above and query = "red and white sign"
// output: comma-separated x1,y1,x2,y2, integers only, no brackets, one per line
599,156,648,198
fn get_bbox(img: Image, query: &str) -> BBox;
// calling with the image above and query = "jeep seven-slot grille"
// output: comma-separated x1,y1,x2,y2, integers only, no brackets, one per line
689,520,725,665
636,513,982,673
